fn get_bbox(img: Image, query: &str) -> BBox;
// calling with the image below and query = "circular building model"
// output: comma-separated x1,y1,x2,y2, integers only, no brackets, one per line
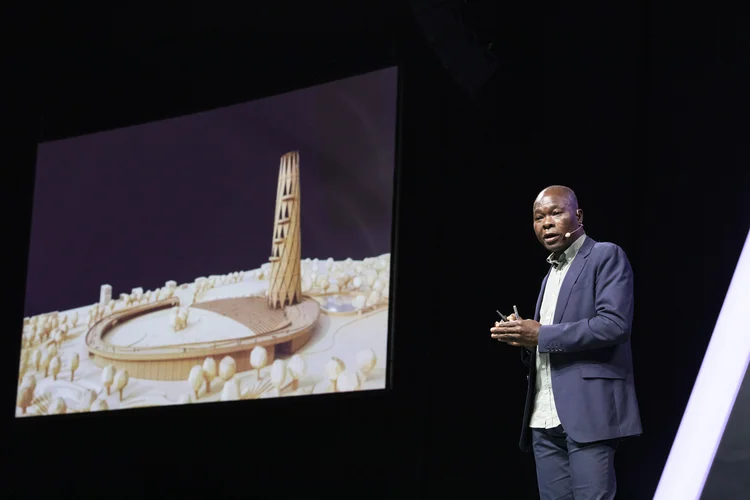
85,152,321,380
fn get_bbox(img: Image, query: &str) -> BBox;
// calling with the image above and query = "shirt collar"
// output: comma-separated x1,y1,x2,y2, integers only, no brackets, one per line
547,234,587,269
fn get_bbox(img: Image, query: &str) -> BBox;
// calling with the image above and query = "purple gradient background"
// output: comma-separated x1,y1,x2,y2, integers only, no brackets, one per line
24,67,398,317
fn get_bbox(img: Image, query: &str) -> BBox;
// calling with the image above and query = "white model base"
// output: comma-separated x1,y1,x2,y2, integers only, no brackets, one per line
17,257,390,416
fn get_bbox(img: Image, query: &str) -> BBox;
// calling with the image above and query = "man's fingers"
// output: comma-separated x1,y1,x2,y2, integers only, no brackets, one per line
499,334,521,340
493,335,527,348
490,323,521,334
492,333,521,342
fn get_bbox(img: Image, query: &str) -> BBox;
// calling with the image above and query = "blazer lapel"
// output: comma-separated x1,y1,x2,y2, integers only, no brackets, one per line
553,237,595,324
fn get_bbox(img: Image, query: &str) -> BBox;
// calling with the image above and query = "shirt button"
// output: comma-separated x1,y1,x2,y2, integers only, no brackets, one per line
541,364,546,369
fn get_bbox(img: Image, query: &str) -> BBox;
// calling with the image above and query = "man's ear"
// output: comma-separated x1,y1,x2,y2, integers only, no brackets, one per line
577,209,584,224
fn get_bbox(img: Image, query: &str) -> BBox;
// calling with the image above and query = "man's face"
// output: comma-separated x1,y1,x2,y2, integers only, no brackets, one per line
533,191,580,253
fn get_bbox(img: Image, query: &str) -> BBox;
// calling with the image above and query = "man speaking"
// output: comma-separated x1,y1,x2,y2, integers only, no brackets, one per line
491,186,642,500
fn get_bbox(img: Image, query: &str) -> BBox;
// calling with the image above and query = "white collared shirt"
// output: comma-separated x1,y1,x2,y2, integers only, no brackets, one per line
529,234,587,429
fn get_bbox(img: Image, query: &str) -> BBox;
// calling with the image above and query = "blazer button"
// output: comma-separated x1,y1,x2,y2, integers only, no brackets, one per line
526,375,530,381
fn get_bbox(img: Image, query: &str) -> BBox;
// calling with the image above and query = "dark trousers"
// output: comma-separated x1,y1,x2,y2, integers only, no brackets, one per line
532,425,618,500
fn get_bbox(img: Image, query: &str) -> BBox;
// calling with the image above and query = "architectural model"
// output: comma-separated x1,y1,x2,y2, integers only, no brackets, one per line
16,152,391,416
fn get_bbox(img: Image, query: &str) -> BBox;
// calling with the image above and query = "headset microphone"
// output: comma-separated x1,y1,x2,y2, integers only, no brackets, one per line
564,224,584,239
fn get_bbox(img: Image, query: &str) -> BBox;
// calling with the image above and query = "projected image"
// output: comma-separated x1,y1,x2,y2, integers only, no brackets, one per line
16,67,397,417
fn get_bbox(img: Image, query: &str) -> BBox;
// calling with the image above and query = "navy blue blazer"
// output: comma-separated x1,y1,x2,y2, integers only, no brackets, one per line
519,236,643,451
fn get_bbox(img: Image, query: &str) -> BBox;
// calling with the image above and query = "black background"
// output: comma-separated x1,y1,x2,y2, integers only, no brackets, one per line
4,1,749,499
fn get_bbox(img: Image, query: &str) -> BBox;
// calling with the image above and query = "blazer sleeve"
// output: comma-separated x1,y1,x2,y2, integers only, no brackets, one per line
537,244,634,353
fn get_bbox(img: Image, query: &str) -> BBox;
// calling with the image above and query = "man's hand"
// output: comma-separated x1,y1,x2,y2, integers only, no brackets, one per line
491,313,541,347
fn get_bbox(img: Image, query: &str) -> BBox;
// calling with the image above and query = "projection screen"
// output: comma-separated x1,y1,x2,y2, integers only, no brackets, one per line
15,67,398,417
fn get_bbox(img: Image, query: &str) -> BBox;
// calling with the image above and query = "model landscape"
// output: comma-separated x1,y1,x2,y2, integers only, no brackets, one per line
16,152,391,417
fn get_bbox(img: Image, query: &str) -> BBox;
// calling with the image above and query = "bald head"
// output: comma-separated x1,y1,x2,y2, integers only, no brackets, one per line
534,185,578,212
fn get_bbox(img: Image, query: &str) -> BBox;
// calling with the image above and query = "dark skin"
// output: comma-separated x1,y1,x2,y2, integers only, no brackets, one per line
490,186,584,347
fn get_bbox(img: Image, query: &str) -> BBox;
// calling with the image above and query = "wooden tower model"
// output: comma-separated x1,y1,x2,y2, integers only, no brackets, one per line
268,151,303,309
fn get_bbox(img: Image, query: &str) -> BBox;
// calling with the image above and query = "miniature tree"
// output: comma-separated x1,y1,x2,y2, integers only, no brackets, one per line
21,373,37,391
250,346,268,380
114,369,129,401
42,323,51,339
47,342,58,358
202,357,218,393
337,370,361,392
352,295,366,313
52,329,63,349
325,357,346,392
50,356,61,381
70,311,79,327
30,349,41,372
335,271,351,289
220,378,240,401
178,308,189,328
188,365,204,400
19,349,30,379
351,276,363,290
287,355,306,391
70,352,80,381
40,349,53,378
101,365,115,395
219,356,236,382
319,275,331,294
170,307,188,332
270,359,286,397
365,290,381,308
318,274,331,292
16,375,36,414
